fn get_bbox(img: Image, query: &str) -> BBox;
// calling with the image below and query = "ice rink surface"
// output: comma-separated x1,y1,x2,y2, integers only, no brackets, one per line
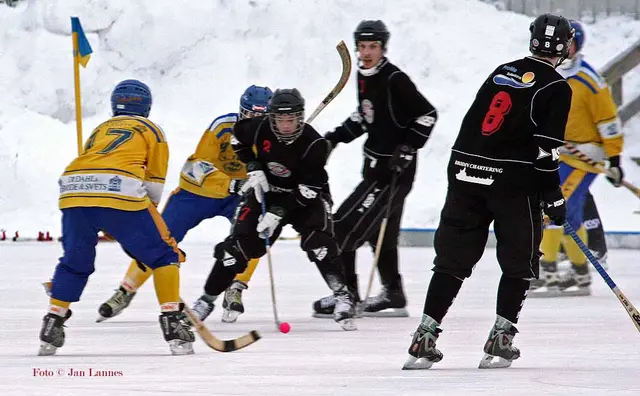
1,241,639,395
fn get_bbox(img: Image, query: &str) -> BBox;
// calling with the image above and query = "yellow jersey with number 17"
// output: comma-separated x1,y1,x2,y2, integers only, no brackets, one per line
178,113,247,199
58,115,169,211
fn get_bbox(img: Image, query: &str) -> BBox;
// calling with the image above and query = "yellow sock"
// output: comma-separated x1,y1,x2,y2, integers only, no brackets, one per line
540,227,564,262
153,264,180,307
48,298,70,317
562,226,588,266
234,258,259,284
121,260,153,292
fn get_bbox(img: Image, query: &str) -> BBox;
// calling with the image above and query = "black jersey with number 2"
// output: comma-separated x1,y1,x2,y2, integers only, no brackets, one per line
448,56,572,196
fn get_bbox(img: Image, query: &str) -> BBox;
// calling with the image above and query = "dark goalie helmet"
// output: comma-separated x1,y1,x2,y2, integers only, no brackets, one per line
529,14,575,63
268,88,305,144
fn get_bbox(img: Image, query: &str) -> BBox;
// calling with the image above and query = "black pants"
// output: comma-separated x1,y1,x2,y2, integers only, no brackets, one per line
434,187,543,279
583,191,607,257
203,193,345,296
333,177,412,290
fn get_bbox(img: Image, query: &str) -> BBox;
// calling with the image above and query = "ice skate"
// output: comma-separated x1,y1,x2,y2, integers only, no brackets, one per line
38,310,72,356
333,289,357,331
402,322,443,369
363,286,409,317
159,311,195,355
221,281,247,323
558,264,591,296
97,286,136,322
312,280,362,319
478,317,520,369
529,261,560,298
191,295,216,321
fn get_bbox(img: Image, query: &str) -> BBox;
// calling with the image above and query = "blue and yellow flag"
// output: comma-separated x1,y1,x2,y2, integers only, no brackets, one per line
71,17,92,67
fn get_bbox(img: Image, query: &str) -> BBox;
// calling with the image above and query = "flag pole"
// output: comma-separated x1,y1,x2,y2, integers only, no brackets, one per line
72,32,83,155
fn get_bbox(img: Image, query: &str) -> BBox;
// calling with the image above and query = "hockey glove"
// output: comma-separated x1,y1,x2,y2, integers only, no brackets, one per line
542,189,566,226
606,156,624,187
240,161,270,203
229,179,247,195
389,144,415,173
257,206,285,239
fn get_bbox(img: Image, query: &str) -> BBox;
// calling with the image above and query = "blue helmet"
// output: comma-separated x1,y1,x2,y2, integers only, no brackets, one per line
111,79,152,118
570,20,585,53
239,85,272,119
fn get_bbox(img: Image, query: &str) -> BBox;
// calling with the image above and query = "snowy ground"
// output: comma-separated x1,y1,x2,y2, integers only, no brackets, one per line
1,241,639,395
1,0,640,238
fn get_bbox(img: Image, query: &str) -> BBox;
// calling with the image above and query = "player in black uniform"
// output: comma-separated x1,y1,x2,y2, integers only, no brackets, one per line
191,88,357,330
402,14,575,370
312,20,438,317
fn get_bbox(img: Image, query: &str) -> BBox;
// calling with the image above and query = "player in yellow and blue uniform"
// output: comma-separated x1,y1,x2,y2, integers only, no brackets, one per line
96,85,272,324
39,80,194,356
532,21,624,297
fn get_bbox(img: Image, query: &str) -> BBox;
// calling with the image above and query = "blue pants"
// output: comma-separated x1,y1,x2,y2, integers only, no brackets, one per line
52,206,181,302
161,189,240,242
559,162,598,230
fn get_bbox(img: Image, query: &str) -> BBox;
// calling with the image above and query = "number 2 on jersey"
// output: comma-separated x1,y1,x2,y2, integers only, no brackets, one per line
481,91,512,136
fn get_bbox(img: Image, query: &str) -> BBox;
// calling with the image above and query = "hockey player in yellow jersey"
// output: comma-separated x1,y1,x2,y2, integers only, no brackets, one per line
39,80,194,356
531,21,624,297
97,85,272,324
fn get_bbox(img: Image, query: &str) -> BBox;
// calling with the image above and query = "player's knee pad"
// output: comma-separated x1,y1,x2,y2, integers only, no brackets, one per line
302,231,340,264
213,238,252,274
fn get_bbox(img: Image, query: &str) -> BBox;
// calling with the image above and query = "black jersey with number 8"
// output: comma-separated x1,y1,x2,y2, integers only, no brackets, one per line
448,56,572,196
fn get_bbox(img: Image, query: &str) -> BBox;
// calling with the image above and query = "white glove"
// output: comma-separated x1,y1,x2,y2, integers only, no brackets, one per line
257,211,283,239
240,163,270,203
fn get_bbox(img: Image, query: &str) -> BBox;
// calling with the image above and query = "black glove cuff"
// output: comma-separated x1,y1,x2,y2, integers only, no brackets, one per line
246,161,263,172
268,205,286,217
608,155,621,168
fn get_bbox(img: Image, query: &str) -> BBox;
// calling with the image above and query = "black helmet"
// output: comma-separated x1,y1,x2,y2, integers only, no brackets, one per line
268,89,305,144
529,14,575,58
354,20,390,48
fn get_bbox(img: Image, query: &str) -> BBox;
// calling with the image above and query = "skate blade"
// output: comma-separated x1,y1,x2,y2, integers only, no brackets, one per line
95,315,109,323
38,342,57,356
169,340,195,355
363,307,409,318
402,355,435,370
221,310,240,323
312,312,334,319
478,353,513,369
528,286,560,298
337,318,357,331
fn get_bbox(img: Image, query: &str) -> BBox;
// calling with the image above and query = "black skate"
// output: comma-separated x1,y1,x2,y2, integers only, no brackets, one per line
159,311,195,355
557,264,591,296
191,295,215,321
222,281,247,323
333,289,357,331
38,310,72,356
97,286,136,322
529,261,560,298
363,287,408,317
479,319,520,369
402,325,443,370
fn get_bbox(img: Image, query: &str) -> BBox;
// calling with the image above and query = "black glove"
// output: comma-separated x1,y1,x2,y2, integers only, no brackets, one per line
606,156,624,187
229,179,247,195
389,144,415,173
542,188,566,225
